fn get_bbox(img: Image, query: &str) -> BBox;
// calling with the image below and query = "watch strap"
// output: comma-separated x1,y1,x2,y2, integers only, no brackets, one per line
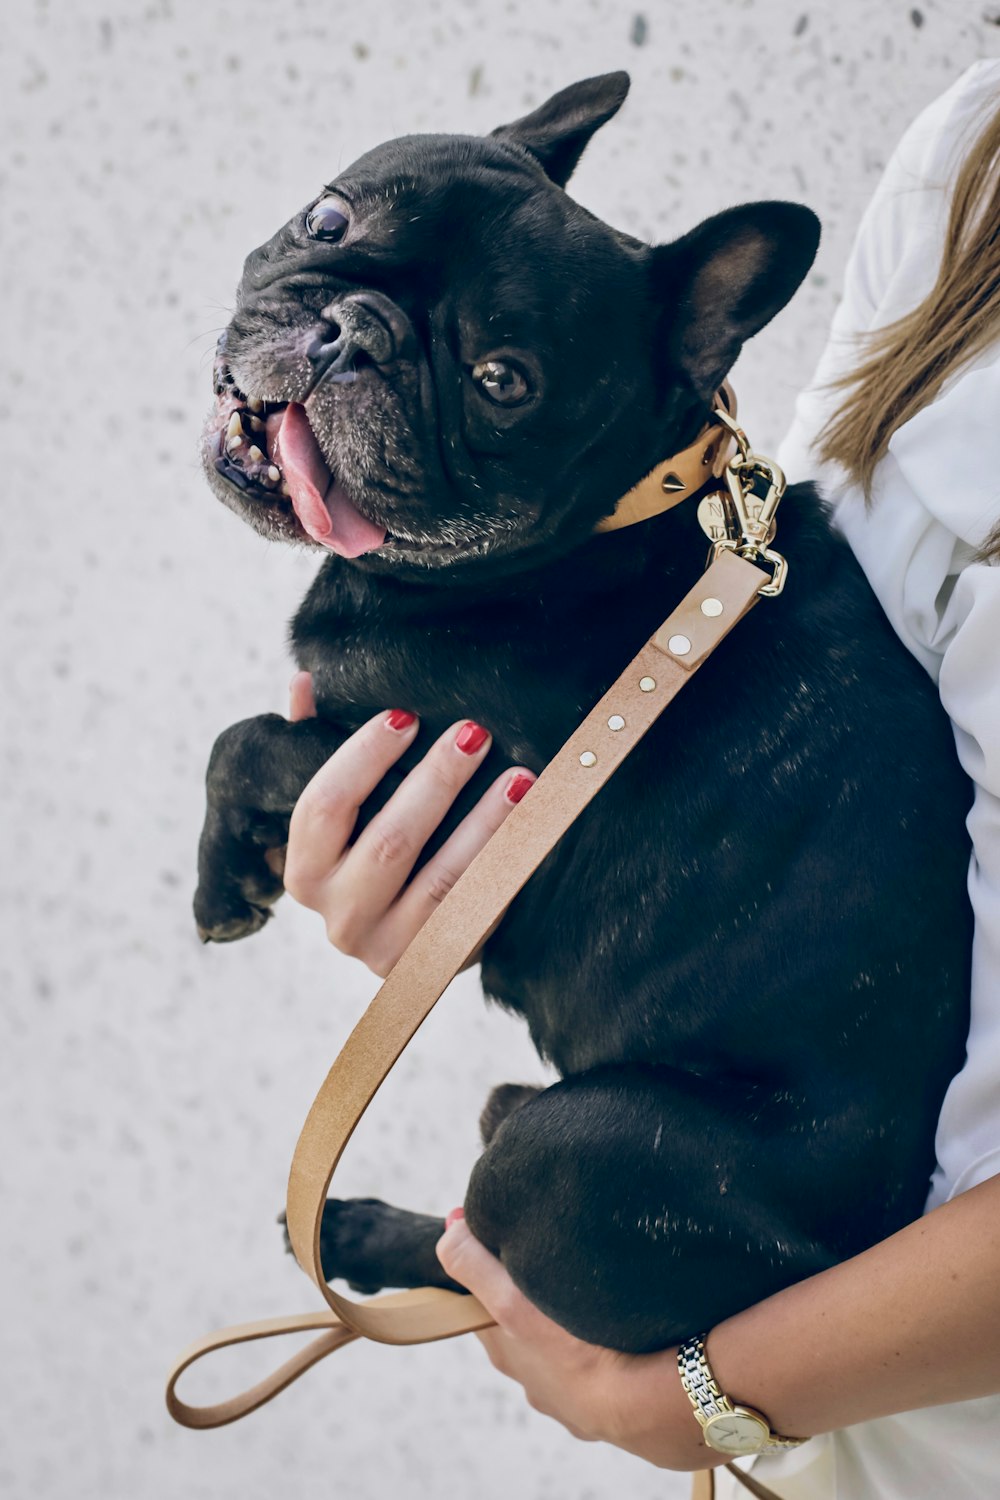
678,1333,805,1454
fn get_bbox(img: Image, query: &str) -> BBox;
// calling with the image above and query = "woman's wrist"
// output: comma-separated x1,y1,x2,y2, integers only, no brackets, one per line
599,1347,727,1471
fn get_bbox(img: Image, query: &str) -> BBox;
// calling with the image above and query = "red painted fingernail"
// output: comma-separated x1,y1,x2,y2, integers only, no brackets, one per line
504,772,535,805
386,709,417,731
456,721,489,755
445,1207,465,1228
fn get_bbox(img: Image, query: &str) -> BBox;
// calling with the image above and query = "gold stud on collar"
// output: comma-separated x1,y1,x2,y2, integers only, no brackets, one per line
639,676,656,692
592,380,738,538
667,634,692,656
579,750,597,767
607,715,625,731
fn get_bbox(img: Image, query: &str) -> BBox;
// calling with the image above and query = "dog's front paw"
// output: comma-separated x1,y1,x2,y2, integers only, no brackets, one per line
193,871,282,943
193,847,286,944
194,900,272,944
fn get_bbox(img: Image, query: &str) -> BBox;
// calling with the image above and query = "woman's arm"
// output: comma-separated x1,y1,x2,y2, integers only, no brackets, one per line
705,1170,1000,1435
436,1173,1000,1470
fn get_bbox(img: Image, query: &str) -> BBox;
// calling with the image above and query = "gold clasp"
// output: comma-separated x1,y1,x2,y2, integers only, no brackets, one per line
696,405,789,597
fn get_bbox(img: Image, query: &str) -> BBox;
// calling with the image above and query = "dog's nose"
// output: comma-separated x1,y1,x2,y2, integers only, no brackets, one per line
306,320,364,386
307,291,416,388
308,297,394,384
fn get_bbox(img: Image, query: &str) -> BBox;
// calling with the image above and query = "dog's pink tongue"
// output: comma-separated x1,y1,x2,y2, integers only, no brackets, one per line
276,403,387,557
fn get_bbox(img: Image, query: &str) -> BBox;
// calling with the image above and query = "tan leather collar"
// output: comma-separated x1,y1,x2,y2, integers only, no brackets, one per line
593,380,737,534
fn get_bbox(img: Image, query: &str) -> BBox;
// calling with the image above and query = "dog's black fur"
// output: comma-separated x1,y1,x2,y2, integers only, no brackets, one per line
193,74,972,1351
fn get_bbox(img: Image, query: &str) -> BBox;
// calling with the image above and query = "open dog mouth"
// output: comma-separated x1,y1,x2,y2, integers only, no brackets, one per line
208,353,391,558
208,350,528,566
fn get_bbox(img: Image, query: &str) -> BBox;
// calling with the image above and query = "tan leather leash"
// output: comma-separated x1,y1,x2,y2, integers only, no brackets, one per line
693,1464,788,1500
166,389,788,1449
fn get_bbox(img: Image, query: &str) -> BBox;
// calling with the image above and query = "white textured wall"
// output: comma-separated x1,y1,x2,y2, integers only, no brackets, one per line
2,3,996,1497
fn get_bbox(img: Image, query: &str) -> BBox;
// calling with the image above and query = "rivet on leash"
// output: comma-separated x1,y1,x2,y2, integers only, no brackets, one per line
668,634,692,656
579,750,597,767
701,598,724,617
639,676,656,692
608,715,625,731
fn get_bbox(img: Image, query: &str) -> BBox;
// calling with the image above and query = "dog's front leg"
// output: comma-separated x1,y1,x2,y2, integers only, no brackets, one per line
193,712,357,942
194,708,507,943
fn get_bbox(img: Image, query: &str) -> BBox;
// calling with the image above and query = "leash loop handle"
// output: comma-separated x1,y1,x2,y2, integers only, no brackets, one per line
166,1311,359,1430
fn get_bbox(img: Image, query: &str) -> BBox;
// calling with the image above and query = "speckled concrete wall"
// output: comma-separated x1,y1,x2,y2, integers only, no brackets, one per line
2,3,996,1497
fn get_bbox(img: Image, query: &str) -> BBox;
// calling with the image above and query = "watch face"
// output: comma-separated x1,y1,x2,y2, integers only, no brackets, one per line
704,1410,769,1456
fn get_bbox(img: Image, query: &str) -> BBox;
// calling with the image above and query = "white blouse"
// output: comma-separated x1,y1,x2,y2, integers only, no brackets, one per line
731,58,1000,1500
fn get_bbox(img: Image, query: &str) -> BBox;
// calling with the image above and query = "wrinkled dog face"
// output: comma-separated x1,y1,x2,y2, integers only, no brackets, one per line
202,73,819,577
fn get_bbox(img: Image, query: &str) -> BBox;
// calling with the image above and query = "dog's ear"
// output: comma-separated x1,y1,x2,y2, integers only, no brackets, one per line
490,72,630,187
651,202,821,401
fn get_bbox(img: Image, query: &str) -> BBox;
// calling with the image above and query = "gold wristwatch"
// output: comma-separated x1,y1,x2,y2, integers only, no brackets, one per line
677,1333,806,1458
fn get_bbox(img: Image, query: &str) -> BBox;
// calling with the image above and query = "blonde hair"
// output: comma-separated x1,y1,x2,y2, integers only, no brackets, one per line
818,96,1000,559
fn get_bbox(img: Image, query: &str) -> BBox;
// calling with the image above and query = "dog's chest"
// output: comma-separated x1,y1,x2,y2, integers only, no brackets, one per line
289,561,662,761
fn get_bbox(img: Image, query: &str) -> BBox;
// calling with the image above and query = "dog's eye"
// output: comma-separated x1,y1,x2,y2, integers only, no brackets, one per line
471,359,530,406
307,195,350,242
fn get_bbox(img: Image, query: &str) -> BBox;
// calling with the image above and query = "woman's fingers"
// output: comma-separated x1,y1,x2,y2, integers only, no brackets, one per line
265,672,320,875
378,763,534,963
436,1215,524,1328
283,708,421,900
283,696,537,975
339,719,496,928
288,670,317,722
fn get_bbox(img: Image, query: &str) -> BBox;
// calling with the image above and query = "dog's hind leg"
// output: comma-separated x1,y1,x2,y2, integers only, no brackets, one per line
306,1084,542,1298
308,1068,843,1333
479,1083,543,1144
464,1062,848,1354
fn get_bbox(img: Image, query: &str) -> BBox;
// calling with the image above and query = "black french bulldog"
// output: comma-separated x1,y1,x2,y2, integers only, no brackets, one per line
193,73,972,1352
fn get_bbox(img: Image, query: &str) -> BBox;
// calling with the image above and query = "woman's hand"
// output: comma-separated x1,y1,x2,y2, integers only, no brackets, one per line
435,1211,718,1471
276,672,535,976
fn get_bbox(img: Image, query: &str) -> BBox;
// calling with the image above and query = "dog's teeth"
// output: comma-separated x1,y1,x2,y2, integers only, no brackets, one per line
248,444,264,463
227,411,244,440
227,434,244,454
268,464,281,483
280,480,291,497
249,414,265,433
248,397,265,413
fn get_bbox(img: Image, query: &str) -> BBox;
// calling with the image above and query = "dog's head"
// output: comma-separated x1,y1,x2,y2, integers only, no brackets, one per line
203,72,819,577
